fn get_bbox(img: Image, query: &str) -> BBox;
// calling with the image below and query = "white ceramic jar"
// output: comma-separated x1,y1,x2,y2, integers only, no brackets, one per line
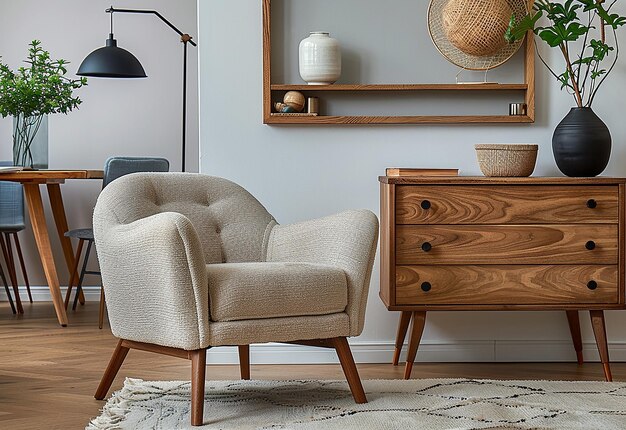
298,32,341,85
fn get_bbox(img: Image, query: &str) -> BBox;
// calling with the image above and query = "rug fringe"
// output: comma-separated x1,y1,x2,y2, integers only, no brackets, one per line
86,378,143,430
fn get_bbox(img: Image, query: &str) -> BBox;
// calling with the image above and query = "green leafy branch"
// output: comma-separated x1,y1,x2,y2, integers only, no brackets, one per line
505,0,625,107
0,40,87,118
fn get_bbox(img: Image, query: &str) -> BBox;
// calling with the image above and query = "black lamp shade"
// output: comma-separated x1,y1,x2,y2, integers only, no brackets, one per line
77,36,147,78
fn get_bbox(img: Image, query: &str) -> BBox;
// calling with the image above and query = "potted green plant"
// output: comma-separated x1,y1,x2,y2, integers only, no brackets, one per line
0,40,87,169
506,0,626,177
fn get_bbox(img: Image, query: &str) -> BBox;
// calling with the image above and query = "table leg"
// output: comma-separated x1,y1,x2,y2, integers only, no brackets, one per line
47,184,85,305
590,310,612,382
23,184,68,326
566,310,584,365
404,311,426,380
393,311,412,365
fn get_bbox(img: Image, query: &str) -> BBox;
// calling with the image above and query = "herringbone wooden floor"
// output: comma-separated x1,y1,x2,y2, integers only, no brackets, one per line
1,301,624,429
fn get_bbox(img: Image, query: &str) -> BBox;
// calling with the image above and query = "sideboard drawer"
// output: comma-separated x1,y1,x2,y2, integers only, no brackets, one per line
396,265,618,305
396,224,618,265
396,185,619,225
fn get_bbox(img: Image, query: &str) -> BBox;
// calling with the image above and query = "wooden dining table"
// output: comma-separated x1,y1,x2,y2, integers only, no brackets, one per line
0,169,103,326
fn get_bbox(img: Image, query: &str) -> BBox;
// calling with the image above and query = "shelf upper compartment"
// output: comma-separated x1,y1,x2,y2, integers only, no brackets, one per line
270,83,529,91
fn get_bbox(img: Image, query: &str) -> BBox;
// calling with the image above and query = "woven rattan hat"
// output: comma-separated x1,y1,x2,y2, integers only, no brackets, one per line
428,0,527,71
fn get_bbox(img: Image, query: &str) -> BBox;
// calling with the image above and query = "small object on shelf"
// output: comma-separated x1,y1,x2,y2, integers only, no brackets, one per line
307,97,319,114
283,91,305,112
270,112,319,117
509,103,527,116
273,102,298,113
475,143,538,177
386,168,459,177
299,32,341,85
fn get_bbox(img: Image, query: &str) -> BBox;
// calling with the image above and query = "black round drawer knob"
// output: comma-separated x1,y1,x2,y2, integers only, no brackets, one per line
421,242,432,252
421,282,432,292
421,200,431,210
587,280,598,290
587,199,597,209
585,240,596,250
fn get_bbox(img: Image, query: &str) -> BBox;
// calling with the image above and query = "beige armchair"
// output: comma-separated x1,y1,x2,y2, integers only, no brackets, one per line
92,173,379,426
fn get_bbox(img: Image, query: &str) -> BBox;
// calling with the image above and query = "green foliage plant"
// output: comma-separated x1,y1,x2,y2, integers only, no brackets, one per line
506,0,625,107
0,40,87,166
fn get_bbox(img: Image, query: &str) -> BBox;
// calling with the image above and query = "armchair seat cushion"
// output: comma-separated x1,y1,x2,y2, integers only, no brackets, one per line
207,262,348,322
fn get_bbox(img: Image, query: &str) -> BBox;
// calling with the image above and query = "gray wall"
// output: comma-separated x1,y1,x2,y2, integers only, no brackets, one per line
199,0,626,362
0,0,198,287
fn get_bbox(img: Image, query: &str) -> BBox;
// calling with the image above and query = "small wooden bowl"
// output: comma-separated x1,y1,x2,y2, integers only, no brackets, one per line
475,144,538,177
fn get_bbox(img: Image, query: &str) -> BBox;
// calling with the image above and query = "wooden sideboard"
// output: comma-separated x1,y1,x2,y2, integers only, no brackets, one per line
379,176,626,381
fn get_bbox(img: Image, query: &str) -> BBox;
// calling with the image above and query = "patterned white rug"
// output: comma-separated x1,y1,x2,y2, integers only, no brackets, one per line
87,378,626,429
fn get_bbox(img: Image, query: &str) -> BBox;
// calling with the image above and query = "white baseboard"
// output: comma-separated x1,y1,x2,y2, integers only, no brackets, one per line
204,340,626,365
3,286,625,364
0,285,102,302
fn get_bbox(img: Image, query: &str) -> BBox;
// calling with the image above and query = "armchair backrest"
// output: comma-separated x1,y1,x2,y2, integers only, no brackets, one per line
94,173,276,264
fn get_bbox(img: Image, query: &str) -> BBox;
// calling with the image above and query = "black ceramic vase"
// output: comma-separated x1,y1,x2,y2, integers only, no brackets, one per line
552,107,611,177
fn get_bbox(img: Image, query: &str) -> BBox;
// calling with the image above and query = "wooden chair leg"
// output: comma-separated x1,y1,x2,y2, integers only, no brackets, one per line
238,345,250,380
12,233,32,303
0,233,22,313
98,286,106,329
590,310,612,382
393,311,412,365
73,240,93,311
0,262,16,314
332,337,367,404
65,238,84,309
95,339,130,400
190,349,206,426
404,311,427,380
566,310,584,365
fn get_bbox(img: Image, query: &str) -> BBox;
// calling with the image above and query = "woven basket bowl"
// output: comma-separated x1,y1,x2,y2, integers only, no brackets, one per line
475,144,538,177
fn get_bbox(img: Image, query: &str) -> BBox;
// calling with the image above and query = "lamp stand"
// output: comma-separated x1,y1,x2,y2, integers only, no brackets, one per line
182,36,190,172
103,7,197,172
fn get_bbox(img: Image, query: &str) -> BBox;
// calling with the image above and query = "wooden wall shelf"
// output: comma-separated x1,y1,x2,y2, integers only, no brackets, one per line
262,0,536,125
265,115,534,125
270,84,529,92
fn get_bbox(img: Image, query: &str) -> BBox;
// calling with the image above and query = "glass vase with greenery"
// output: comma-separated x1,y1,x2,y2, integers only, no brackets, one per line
0,40,87,168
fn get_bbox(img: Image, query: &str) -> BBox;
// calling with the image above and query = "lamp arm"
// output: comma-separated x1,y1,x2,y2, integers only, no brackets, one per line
106,7,197,46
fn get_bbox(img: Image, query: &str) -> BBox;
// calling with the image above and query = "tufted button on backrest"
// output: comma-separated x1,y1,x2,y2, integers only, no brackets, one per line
96,173,276,263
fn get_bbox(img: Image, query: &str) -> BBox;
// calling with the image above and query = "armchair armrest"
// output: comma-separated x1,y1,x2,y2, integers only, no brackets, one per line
93,209,210,350
265,210,379,336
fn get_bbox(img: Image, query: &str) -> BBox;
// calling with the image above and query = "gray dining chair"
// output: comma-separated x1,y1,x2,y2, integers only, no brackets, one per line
0,160,32,314
0,255,15,314
65,156,170,328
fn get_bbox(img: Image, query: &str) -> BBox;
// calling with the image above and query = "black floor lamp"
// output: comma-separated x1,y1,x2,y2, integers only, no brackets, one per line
77,7,196,172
